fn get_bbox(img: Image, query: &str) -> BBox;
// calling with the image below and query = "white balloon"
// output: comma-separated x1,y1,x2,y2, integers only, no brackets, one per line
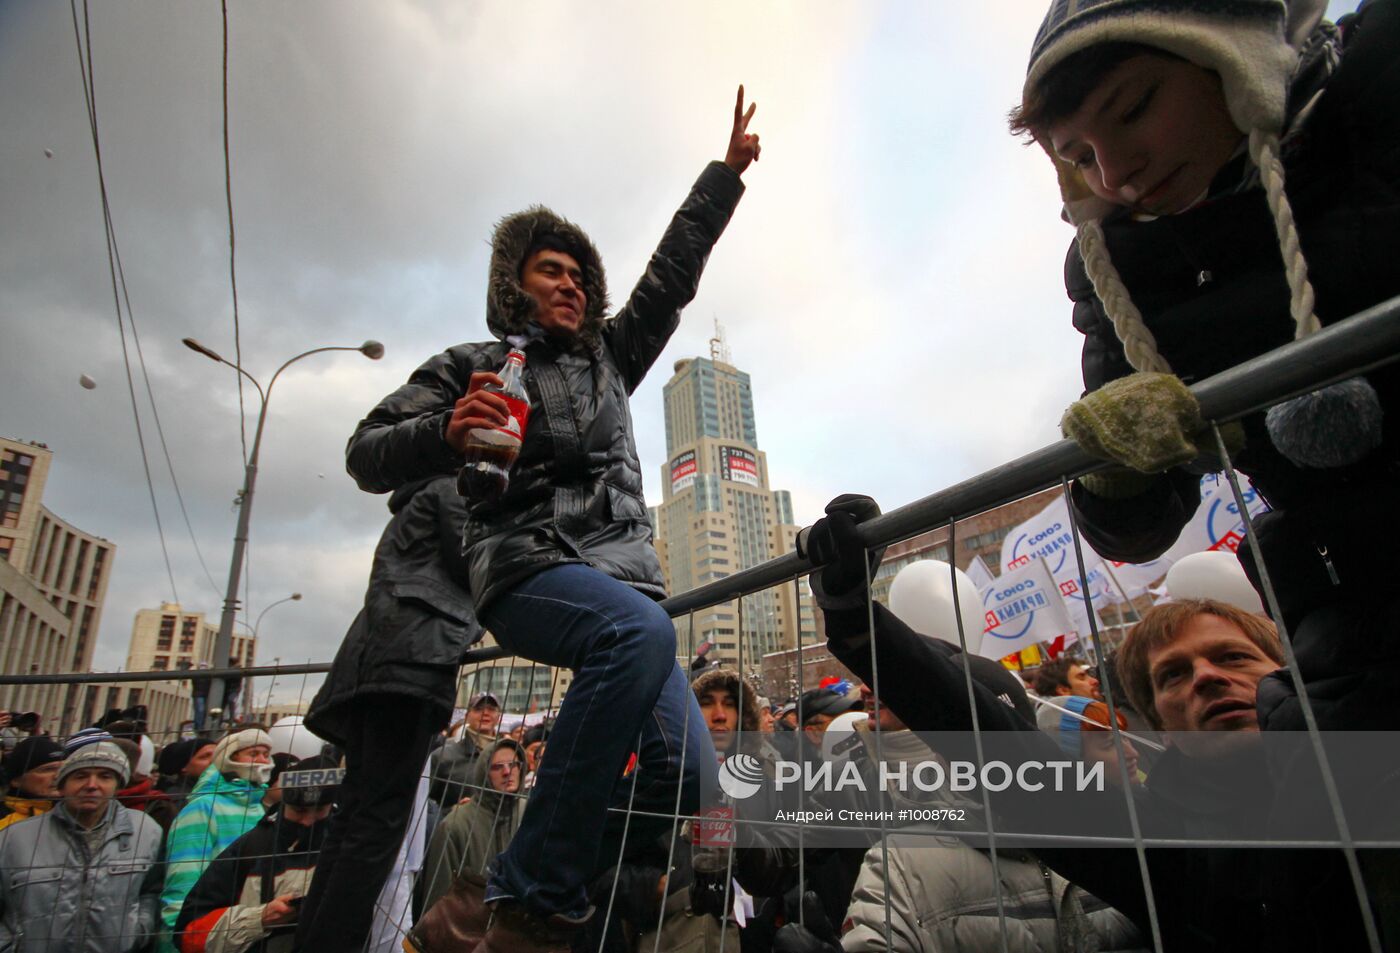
267,715,328,760
1164,552,1264,612
889,560,985,655
820,710,868,764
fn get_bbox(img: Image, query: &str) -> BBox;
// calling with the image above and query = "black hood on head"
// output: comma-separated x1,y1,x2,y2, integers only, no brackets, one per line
487,206,610,350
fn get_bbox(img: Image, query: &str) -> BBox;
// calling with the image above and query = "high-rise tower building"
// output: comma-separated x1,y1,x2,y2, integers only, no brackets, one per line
654,328,815,672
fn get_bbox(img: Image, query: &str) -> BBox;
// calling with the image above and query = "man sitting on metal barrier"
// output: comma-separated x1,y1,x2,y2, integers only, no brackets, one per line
298,88,761,953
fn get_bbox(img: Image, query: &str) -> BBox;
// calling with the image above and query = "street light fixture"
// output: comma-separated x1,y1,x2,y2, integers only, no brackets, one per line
250,592,304,640
247,593,301,719
184,337,382,729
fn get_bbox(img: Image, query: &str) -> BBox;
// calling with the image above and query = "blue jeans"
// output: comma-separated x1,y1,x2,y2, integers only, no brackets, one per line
480,564,715,918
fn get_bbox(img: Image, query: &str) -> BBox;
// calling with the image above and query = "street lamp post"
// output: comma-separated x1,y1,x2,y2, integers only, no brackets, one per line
184,337,383,729
262,657,283,717
236,592,302,721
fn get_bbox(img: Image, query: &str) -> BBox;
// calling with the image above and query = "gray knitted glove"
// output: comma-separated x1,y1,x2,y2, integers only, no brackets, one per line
1062,373,1204,473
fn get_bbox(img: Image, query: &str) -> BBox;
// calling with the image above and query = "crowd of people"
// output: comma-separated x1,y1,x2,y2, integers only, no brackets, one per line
5,0,1398,949
0,716,338,953
0,609,1306,953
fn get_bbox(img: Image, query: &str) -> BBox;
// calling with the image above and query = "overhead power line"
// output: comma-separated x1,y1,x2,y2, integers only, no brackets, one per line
222,0,250,468
68,0,223,602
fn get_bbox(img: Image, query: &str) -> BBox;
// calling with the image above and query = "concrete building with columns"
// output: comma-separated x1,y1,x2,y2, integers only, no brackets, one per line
0,437,116,735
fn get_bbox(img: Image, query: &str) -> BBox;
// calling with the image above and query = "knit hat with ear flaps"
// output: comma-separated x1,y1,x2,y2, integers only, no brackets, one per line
1025,0,1323,225
1026,0,1380,468
485,206,610,351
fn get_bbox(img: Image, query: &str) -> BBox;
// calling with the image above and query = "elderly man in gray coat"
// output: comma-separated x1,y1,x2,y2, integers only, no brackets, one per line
0,732,164,952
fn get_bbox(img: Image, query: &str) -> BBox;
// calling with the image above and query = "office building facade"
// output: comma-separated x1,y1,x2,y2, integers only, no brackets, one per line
654,349,815,672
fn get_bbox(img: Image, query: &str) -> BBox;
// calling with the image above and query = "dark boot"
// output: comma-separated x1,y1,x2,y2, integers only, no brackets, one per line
402,872,491,953
473,902,592,953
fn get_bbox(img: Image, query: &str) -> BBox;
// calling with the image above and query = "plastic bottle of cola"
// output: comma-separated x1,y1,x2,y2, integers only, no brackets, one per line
457,348,530,501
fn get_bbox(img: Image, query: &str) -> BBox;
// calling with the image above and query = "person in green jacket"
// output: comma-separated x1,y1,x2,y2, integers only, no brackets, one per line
159,728,272,951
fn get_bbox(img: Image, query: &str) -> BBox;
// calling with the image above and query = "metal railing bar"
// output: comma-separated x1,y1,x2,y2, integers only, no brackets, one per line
944,517,1012,953
657,293,1400,619
1062,477,1165,953
1212,424,1383,953
0,662,329,686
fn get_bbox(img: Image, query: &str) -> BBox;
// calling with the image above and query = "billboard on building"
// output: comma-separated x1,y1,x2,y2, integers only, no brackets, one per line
720,446,759,487
670,450,698,494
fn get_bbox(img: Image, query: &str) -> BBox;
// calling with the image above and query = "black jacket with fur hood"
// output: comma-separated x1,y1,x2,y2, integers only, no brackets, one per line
346,161,744,610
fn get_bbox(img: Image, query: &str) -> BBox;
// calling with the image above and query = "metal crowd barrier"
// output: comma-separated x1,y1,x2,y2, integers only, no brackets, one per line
2,294,1398,953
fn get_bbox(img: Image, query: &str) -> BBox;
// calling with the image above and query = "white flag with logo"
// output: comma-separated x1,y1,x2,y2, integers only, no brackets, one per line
1161,473,1271,563
997,478,1268,613
978,556,1077,658
999,497,1105,634
966,554,996,590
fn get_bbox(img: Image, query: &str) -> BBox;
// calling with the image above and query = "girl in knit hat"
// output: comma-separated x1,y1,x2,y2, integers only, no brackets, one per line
1010,0,1400,740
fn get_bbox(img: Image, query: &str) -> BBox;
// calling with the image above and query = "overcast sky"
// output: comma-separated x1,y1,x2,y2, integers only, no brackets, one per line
0,1,1360,702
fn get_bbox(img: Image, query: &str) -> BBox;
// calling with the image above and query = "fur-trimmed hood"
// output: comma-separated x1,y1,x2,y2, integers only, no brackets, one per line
486,206,610,350
690,667,761,733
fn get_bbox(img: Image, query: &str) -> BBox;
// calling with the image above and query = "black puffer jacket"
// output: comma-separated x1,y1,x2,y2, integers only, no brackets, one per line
306,475,479,745
820,600,1373,953
345,161,744,610
1066,2,1400,731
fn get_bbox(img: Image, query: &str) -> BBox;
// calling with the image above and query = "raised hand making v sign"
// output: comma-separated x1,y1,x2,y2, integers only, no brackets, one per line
725,84,761,175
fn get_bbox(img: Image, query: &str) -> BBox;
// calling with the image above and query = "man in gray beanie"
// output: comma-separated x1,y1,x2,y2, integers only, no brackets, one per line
306,87,761,953
0,730,164,950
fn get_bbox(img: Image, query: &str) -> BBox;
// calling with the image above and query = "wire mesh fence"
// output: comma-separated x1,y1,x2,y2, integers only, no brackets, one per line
2,296,1399,952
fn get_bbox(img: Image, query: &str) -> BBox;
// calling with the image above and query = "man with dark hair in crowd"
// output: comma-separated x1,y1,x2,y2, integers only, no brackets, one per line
0,731,165,950
797,683,862,750
309,89,759,953
266,753,302,807
0,735,64,832
1031,657,1104,734
175,755,341,953
157,737,219,801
